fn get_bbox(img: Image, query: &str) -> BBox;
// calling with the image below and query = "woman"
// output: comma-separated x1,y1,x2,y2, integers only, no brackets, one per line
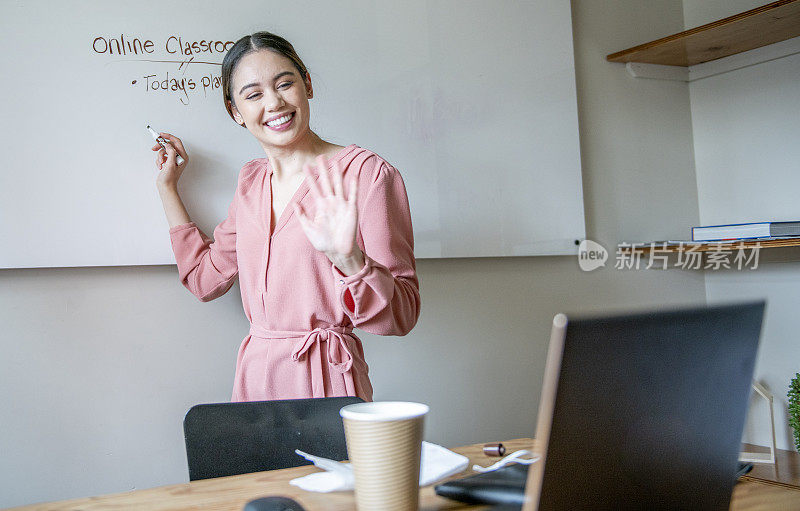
151,32,420,402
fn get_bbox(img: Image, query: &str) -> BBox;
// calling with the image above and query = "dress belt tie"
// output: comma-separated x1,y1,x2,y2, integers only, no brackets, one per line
248,324,355,398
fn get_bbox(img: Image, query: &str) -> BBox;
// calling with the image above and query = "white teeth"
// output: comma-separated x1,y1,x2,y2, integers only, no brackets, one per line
266,113,293,127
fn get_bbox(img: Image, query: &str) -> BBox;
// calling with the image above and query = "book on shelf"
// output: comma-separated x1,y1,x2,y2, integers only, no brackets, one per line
692,221,800,242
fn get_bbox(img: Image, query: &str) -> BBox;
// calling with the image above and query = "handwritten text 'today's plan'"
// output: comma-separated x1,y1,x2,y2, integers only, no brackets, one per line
91,34,235,105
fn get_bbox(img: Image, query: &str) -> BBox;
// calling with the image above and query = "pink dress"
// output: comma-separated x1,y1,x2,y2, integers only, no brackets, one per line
168,144,420,402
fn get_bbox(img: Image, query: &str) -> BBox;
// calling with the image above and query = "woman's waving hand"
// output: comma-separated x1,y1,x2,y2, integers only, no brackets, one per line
294,154,365,276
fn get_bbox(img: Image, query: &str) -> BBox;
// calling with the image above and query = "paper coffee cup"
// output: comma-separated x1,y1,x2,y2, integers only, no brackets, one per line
340,401,429,511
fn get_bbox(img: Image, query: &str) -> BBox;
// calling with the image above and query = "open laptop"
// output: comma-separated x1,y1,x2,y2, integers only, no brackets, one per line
437,301,765,510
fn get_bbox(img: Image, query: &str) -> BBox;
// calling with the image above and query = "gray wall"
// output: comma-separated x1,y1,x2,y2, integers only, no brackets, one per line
683,0,800,451
0,1,708,507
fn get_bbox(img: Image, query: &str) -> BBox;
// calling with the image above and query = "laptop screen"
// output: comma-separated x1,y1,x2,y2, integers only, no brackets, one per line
525,302,764,511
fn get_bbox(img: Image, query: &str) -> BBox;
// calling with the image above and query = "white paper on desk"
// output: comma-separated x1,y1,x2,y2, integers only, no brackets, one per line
289,441,469,493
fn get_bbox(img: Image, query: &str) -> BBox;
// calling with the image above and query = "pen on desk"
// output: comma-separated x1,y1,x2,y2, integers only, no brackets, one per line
147,125,185,165
483,443,506,457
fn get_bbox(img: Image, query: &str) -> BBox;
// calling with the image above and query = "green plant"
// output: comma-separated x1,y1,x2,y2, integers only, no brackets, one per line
790,373,800,452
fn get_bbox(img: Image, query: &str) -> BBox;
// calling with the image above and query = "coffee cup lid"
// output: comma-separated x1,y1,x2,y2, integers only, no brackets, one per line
340,401,429,422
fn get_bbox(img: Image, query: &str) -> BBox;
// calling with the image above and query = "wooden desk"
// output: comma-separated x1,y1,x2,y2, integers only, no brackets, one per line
741,442,800,490
10,438,800,510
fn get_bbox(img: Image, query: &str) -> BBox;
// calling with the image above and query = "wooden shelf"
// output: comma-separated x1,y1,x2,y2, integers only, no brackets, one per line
626,238,800,253
606,0,800,67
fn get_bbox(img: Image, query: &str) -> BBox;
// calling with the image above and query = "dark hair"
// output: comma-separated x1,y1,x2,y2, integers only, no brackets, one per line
221,31,310,125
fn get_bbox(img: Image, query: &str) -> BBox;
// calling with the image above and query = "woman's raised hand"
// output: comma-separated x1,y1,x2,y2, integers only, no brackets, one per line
294,154,365,275
152,132,189,190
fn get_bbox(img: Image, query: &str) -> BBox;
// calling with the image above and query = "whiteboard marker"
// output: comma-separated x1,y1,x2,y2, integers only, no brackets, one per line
147,125,185,165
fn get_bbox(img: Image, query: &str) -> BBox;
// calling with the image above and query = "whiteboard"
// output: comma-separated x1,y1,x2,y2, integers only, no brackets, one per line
0,0,584,268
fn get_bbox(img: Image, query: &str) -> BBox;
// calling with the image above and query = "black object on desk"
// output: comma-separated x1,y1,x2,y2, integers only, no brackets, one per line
436,464,528,506
244,496,306,511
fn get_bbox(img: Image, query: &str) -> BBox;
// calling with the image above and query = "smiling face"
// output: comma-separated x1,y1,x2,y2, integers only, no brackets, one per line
228,49,313,150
